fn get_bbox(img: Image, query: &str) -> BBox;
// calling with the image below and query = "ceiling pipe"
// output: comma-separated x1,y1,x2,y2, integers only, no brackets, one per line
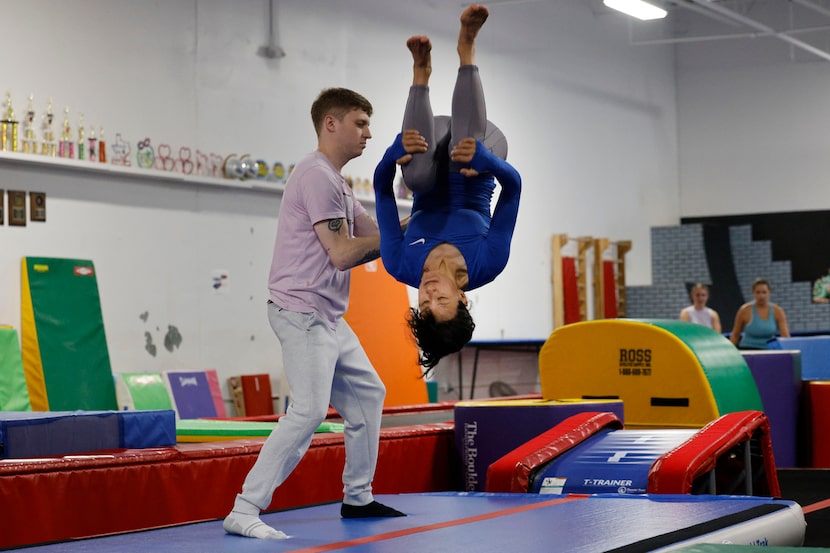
257,0,286,59
684,0,830,62
631,23,830,46
791,0,830,19
668,0,744,28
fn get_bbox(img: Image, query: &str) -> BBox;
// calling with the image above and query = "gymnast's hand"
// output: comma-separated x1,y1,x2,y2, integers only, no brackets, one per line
450,137,480,177
397,130,428,165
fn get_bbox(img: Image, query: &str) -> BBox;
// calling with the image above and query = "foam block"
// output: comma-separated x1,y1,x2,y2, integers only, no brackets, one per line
770,336,830,380
741,350,801,468
454,398,624,491
119,410,176,448
807,381,830,468
539,319,763,427
0,410,175,458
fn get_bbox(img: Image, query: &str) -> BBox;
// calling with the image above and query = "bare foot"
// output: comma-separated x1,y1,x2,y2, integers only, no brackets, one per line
460,5,488,45
458,5,488,65
407,35,432,86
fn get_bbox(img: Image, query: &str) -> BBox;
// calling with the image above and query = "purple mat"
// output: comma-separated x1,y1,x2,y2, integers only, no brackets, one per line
742,350,801,468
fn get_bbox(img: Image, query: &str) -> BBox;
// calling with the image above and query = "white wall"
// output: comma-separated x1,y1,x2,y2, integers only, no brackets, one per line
0,0,680,394
675,5,830,217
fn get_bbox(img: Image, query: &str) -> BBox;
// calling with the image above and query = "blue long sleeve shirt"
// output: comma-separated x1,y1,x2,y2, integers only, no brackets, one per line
373,134,521,290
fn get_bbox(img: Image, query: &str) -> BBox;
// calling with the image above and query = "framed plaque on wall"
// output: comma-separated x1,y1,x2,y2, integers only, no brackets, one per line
30,192,46,222
9,190,26,226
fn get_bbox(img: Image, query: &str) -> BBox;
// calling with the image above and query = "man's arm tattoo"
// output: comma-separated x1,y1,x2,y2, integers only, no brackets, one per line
328,219,344,233
356,248,381,265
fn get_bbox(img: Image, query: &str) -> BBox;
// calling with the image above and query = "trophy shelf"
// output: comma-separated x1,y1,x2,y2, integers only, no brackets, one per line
0,150,409,208
0,150,280,193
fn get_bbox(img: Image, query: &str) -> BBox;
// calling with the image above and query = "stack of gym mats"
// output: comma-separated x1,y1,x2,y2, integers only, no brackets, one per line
20,257,117,411
116,370,226,419
0,326,30,411
0,410,175,458
769,337,830,467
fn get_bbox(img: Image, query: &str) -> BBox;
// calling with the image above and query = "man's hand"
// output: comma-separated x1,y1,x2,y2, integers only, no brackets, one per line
397,129,428,165
451,137,480,177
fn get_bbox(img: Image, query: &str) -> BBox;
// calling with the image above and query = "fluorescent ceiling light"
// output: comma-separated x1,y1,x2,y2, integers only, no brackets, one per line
603,0,667,20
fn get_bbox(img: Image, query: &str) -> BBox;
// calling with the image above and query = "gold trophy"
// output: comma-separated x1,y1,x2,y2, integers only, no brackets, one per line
98,127,107,163
1,91,19,152
59,107,73,158
41,98,57,157
22,94,36,154
88,125,97,162
77,113,86,160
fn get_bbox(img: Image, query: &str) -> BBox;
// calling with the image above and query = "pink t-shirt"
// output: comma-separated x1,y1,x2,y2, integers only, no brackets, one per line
268,151,366,328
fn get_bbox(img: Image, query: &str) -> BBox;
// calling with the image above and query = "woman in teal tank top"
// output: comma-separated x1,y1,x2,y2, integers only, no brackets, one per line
729,278,791,349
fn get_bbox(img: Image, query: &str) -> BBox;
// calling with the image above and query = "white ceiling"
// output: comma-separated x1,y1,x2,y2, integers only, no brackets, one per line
592,0,830,62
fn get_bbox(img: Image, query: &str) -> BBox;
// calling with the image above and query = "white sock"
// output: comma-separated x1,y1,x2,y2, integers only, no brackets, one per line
223,512,289,539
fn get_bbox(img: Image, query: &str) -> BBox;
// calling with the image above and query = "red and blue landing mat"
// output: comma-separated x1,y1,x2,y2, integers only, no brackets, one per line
18,493,804,553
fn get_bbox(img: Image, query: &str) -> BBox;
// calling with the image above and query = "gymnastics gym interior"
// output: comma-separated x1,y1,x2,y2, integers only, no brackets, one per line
2,245,830,553
4,2,830,550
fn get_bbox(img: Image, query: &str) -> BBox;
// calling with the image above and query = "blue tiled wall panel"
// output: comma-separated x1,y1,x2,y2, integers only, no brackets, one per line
626,224,830,332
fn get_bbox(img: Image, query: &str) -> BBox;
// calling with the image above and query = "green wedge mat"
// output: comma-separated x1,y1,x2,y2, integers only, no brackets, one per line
21,257,117,410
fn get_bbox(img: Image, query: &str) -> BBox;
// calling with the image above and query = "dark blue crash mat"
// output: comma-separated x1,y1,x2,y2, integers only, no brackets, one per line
18,492,805,553
0,409,175,458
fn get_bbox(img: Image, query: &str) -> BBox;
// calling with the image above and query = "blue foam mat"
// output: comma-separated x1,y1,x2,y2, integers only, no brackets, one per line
16,493,805,553
0,410,175,458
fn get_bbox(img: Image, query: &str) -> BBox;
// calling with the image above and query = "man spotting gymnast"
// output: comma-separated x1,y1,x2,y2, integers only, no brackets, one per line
223,88,406,541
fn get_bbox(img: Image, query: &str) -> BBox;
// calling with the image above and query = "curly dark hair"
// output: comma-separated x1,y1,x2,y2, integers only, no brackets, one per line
407,301,475,375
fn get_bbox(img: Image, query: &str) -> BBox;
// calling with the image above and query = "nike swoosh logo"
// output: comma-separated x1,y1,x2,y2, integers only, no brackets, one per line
408,238,426,246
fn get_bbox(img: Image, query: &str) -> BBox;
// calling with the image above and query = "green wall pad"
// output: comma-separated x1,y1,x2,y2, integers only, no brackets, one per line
20,257,117,411
0,327,30,411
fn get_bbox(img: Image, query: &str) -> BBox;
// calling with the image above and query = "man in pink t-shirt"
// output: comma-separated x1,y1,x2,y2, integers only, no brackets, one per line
223,88,406,541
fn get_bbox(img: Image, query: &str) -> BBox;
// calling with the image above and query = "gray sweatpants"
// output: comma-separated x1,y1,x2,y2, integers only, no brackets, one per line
401,65,487,193
230,303,386,514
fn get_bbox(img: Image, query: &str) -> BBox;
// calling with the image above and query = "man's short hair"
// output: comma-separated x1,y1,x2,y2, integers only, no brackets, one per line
311,88,373,135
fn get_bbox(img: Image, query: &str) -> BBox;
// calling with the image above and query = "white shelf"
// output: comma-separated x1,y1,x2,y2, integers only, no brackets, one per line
0,150,282,192
0,150,411,208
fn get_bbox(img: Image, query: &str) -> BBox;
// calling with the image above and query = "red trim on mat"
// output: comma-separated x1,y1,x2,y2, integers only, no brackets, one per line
802,497,830,514
286,495,587,553
485,412,623,493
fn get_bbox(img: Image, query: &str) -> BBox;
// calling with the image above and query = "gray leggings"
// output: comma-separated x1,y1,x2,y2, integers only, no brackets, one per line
401,65,486,193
